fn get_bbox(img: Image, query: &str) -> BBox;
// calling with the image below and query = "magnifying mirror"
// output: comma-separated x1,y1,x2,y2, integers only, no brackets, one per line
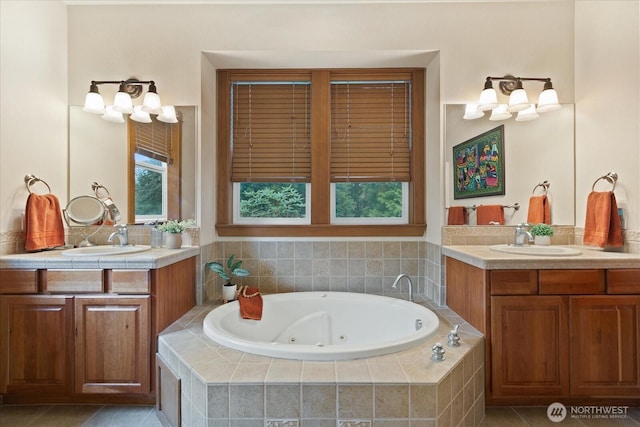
63,195,107,246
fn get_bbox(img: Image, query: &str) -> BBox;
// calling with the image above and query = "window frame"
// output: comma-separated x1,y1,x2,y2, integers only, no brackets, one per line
133,154,169,223
127,117,182,224
216,68,425,237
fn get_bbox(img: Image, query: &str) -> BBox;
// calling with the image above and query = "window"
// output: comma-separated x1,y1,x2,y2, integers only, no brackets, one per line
217,69,425,237
128,115,182,223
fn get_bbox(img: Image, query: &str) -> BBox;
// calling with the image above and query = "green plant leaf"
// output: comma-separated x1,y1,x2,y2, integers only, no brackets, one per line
232,268,250,277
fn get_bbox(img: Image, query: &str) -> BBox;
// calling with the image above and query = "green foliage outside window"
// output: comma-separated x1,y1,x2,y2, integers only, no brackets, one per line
240,183,306,218
335,182,403,218
135,167,162,215
239,182,403,219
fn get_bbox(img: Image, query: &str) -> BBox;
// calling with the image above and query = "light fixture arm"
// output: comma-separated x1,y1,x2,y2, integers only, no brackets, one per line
90,78,156,99
485,75,553,96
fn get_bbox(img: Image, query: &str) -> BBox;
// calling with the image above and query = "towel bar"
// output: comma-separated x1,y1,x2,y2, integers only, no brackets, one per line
591,172,617,192
24,174,51,194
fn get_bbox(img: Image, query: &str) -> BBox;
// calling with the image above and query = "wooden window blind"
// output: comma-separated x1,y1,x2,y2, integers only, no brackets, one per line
330,80,411,182
133,116,179,164
231,82,312,183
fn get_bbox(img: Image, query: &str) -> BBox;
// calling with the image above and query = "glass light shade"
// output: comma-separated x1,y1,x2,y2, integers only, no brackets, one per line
157,105,178,123
507,88,530,112
130,106,152,123
101,106,125,123
141,91,162,114
515,104,539,121
113,91,134,114
83,92,105,114
477,88,499,111
489,104,512,121
463,104,484,120
536,88,561,112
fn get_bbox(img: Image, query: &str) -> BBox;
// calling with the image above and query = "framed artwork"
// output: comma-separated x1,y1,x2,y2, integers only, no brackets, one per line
453,125,505,199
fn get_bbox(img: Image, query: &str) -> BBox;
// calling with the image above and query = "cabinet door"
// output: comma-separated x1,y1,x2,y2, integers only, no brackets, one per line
74,295,150,395
491,296,569,397
570,295,640,396
0,295,73,395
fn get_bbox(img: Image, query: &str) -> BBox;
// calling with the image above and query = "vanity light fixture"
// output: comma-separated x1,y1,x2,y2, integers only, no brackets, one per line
82,78,177,123
465,75,561,121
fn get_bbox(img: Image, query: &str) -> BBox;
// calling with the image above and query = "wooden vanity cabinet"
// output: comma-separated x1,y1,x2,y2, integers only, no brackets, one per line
0,294,74,396
0,256,195,404
446,259,640,405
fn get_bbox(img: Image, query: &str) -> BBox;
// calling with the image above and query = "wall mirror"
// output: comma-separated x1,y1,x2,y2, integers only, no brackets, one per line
444,104,575,226
69,106,197,225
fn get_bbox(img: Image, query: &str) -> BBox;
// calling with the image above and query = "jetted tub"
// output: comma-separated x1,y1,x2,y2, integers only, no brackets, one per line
203,291,440,361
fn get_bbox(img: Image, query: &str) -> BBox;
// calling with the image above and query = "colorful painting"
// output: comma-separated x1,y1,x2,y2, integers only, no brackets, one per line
453,125,505,199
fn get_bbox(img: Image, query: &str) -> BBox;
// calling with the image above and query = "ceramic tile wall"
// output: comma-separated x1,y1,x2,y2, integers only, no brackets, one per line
202,240,447,306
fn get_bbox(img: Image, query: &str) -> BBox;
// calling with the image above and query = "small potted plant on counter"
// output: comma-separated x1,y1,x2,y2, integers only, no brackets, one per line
157,218,195,249
206,254,250,303
530,223,554,246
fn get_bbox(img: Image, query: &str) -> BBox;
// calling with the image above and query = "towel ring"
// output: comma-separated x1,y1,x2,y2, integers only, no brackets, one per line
91,182,111,199
591,172,618,192
24,174,51,194
532,180,550,196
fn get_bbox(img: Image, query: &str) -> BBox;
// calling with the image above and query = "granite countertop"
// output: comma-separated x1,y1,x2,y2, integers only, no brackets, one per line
442,245,640,270
0,246,200,270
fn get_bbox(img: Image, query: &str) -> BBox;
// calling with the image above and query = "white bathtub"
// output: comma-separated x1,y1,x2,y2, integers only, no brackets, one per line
203,291,440,361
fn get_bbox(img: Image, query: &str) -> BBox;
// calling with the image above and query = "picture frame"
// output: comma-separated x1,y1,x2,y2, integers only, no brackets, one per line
453,125,505,199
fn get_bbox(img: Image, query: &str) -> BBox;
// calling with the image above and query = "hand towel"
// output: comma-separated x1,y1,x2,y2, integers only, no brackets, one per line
238,285,263,320
583,191,623,248
527,195,551,224
476,205,504,225
24,193,65,252
447,206,468,225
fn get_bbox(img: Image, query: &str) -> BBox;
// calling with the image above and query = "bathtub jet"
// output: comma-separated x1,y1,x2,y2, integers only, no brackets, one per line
203,291,440,361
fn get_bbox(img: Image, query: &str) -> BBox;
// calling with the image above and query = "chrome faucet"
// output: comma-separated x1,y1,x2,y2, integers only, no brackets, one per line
392,273,414,302
514,223,534,246
108,224,129,246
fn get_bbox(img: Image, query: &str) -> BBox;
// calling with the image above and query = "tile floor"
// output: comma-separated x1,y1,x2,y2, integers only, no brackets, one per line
1,404,639,426
0,405,161,427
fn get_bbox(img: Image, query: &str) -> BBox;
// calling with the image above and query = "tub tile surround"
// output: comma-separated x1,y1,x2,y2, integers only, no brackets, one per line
158,298,485,427
203,240,446,306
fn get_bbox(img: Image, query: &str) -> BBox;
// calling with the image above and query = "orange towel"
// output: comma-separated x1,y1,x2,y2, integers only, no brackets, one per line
476,205,504,225
447,206,468,225
583,191,623,248
24,193,65,252
238,286,263,320
527,195,551,225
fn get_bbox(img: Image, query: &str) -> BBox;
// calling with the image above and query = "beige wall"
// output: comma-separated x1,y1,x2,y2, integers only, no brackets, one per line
2,1,638,250
0,1,67,235
575,0,640,233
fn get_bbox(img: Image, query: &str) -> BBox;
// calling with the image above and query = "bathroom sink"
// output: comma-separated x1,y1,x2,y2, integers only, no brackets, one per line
489,244,582,257
61,245,151,257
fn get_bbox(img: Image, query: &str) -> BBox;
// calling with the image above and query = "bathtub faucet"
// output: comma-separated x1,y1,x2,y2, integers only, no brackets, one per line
392,273,414,302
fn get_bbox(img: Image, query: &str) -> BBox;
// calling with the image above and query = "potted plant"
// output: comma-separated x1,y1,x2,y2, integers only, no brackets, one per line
206,254,250,302
157,218,195,249
530,223,554,246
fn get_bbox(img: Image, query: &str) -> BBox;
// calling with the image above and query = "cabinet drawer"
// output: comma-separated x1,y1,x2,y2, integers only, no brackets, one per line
110,270,150,294
490,270,538,295
539,270,605,294
45,270,104,293
0,269,38,294
607,269,640,294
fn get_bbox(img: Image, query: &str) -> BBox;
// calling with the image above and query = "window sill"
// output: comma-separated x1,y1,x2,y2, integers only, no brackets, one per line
216,224,426,238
